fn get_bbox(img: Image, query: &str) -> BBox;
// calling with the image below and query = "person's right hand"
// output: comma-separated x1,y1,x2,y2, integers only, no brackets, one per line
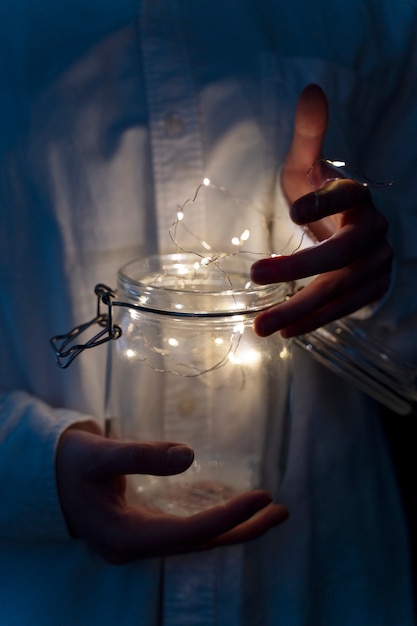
56,423,288,564
251,84,392,338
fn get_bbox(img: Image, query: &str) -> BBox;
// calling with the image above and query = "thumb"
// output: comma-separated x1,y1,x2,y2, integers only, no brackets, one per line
86,439,195,479
283,84,328,203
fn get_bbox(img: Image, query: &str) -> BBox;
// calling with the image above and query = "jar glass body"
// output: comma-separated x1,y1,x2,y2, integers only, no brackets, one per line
105,253,292,516
295,320,417,415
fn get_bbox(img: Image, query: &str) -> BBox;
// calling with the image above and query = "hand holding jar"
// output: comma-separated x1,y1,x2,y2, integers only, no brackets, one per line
251,84,393,338
56,422,288,564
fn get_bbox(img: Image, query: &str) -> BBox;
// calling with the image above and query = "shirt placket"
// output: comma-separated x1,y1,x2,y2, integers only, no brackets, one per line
140,0,205,252
140,2,218,626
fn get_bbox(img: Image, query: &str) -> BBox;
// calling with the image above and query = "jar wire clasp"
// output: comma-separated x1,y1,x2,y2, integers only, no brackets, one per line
50,284,122,369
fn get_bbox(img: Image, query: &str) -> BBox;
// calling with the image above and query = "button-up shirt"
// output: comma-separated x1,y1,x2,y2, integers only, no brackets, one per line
1,1,416,623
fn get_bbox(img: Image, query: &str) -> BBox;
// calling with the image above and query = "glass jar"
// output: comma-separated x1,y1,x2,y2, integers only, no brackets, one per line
105,253,292,516
294,319,417,415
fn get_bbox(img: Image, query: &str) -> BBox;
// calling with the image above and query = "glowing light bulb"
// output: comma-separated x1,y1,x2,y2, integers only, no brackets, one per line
240,229,250,241
241,348,261,366
228,348,261,366
231,237,241,246
177,211,184,221
168,338,179,347
203,177,211,186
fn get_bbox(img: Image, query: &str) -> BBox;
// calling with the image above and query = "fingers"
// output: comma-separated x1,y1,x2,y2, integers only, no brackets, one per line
252,171,392,336
253,243,393,337
179,490,279,545
290,179,373,224
207,502,289,548
101,490,288,563
252,177,389,284
151,490,276,550
251,218,388,283
281,272,390,337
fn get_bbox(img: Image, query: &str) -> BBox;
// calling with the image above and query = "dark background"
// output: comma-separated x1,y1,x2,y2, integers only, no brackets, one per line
382,404,417,614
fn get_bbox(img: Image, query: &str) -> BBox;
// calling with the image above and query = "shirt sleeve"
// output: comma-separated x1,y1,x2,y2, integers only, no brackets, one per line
0,390,96,541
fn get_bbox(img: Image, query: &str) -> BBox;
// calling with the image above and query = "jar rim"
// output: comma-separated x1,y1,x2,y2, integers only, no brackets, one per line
118,253,291,316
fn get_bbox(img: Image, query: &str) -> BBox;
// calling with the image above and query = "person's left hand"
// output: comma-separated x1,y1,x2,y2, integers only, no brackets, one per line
56,423,288,564
251,84,393,338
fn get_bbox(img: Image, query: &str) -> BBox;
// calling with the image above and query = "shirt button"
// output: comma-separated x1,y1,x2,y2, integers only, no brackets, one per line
177,396,197,417
162,112,186,137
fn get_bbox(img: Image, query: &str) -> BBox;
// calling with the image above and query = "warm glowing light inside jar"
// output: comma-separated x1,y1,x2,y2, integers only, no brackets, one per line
228,347,262,366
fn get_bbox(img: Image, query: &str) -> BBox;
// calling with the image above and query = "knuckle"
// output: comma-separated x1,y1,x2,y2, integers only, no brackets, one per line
334,238,362,266
315,274,341,298
312,179,372,220
340,178,372,206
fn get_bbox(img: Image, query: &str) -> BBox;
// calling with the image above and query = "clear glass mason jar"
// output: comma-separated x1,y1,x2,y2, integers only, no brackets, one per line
105,253,292,516
294,319,417,415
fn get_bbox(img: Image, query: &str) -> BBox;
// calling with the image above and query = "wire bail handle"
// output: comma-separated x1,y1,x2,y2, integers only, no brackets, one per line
50,284,122,369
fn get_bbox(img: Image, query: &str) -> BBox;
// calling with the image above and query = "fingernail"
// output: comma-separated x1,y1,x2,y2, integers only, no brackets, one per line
167,445,194,470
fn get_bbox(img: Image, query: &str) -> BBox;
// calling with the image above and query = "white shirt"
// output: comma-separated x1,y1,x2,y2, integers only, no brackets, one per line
0,0,416,623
